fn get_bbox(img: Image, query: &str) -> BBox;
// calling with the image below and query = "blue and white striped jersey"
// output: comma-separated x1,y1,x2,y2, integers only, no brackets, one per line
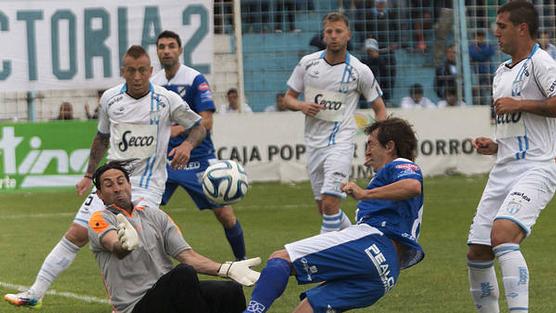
493,44,556,164
98,83,201,201
356,158,424,269
151,64,216,161
287,50,382,148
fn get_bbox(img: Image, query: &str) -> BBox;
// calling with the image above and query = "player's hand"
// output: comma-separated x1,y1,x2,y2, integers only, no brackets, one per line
116,214,140,251
472,137,498,155
168,141,193,169
76,176,93,196
218,257,261,287
300,102,323,117
494,97,521,115
341,181,368,200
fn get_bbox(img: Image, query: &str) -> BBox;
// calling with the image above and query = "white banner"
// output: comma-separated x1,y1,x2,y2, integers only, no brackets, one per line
212,107,496,182
0,0,212,92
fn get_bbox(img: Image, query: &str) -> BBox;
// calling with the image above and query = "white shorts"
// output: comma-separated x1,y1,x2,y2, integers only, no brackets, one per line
467,161,556,246
73,189,161,228
306,143,354,200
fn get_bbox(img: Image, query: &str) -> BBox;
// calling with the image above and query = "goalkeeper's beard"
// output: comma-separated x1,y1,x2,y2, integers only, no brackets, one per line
112,195,133,212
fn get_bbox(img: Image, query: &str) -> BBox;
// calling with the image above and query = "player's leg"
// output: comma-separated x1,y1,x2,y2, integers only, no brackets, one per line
466,165,510,313
4,193,104,308
292,299,314,313
490,164,556,313
319,144,354,233
244,250,293,313
132,263,209,313
212,205,246,260
199,280,246,313
181,158,247,260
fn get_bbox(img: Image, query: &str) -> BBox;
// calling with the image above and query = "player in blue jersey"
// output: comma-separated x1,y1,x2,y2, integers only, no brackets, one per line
242,117,424,313
151,30,246,260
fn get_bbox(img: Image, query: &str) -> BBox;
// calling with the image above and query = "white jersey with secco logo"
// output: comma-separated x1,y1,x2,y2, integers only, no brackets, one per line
287,50,382,148
493,44,556,164
98,83,201,204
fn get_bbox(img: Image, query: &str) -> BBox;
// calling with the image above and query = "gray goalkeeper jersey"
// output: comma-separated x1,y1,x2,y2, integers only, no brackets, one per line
88,204,190,313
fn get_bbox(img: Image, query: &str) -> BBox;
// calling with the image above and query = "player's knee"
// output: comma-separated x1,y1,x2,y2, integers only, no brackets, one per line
174,264,199,284
269,249,291,262
467,244,494,261
213,206,237,228
65,224,89,247
490,220,525,246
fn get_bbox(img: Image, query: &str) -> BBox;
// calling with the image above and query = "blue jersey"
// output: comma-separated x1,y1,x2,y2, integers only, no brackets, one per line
356,158,424,269
151,64,216,161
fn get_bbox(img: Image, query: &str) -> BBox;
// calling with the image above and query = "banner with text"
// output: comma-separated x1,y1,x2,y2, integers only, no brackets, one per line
0,107,496,190
0,0,212,92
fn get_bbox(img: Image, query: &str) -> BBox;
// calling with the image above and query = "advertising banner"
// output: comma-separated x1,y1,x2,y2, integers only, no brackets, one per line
0,0,212,92
0,107,496,190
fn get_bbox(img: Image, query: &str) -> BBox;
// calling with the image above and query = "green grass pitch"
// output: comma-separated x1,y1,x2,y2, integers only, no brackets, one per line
1,175,555,312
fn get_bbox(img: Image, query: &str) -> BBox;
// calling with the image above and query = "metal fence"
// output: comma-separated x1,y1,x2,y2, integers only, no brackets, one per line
1,0,555,120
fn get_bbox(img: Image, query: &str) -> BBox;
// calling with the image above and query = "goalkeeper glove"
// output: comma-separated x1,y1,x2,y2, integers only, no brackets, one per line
116,214,140,251
218,257,261,286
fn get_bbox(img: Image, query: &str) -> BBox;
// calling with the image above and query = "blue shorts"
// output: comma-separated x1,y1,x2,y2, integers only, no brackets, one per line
284,224,400,313
162,158,222,209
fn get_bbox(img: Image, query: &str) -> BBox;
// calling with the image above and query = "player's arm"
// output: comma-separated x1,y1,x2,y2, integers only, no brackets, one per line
76,132,110,195
175,248,221,275
99,230,133,259
169,99,207,169
342,178,421,201
284,89,322,116
494,96,556,117
370,97,387,121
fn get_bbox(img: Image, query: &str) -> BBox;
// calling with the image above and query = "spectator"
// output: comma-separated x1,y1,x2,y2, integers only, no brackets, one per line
437,88,466,107
264,93,288,112
400,83,436,108
360,0,401,51
220,88,253,113
360,38,396,103
539,30,556,60
469,30,495,106
434,44,457,99
274,0,299,32
85,90,104,120
55,102,74,120
241,1,270,33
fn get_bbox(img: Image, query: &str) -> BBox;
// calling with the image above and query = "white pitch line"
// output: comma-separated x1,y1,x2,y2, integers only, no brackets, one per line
0,281,109,304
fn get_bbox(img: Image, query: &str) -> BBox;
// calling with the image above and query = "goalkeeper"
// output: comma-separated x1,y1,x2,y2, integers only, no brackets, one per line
88,161,261,313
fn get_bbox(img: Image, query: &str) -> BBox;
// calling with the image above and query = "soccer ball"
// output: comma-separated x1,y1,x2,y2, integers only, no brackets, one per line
202,160,249,205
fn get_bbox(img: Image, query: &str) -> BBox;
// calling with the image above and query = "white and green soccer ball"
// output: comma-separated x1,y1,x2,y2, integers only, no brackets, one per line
202,160,249,205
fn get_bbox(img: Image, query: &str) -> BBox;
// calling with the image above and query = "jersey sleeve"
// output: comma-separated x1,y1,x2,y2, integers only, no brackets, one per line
168,91,202,130
192,74,216,113
88,210,117,252
97,91,110,134
358,65,383,103
533,55,556,98
287,58,306,93
388,162,423,183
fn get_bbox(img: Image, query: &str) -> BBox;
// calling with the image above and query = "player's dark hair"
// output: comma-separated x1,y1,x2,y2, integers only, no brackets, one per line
125,45,149,60
322,12,350,29
157,30,182,48
227,88,238,96
93,160,135,191
498,1,538,39
365,118,418,161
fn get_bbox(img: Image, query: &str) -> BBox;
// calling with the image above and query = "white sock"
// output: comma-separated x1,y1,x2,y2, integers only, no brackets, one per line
29,237,80,299
321,209,351,233
494,244,529,312
468,259,500,313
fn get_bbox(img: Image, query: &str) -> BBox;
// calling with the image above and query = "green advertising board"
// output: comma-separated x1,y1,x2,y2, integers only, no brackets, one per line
0,120,98,190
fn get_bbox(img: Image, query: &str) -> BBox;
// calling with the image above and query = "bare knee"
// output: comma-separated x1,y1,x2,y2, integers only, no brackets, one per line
269,249,291,262
64,223,89,248
320,195,341,215
467,244,494,261
490,219,525,247
213,206,237,228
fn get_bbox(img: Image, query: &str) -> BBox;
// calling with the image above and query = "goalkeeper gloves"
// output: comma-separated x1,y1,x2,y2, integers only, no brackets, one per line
116,214,140,251
218,257,261,286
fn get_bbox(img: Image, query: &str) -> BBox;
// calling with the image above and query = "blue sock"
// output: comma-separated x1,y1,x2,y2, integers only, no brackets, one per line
225,219,246,260
244,258,291,313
